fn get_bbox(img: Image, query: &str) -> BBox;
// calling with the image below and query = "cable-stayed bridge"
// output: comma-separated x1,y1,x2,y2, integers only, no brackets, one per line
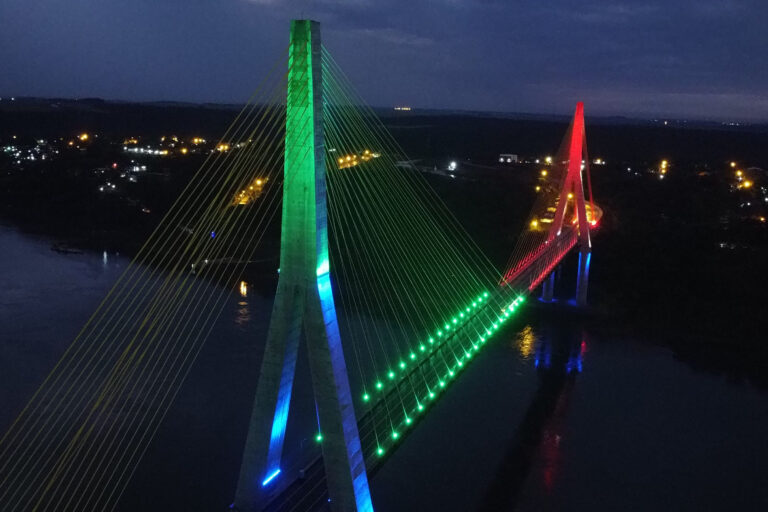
0,20,601,512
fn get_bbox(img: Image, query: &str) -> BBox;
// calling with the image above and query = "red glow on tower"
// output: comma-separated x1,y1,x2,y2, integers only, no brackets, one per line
547,102,591,250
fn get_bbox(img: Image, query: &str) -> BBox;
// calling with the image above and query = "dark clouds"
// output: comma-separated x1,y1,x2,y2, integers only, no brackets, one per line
1,0,766,120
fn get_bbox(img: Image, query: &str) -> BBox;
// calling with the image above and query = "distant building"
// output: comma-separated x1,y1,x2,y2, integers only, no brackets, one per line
499,153,518,164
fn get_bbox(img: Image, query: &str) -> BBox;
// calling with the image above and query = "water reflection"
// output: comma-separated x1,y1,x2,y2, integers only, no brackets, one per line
515,326,537,359
480,324,586,511
534,335,585,375
539,379,572,494
235,281,250,327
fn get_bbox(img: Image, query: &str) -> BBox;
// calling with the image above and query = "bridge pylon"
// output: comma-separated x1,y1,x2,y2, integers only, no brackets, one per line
547,102,591,251
546,102,592,306
233,20,373,512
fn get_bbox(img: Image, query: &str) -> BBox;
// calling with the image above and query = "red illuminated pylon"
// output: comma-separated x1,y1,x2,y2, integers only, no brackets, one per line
546,102,591,250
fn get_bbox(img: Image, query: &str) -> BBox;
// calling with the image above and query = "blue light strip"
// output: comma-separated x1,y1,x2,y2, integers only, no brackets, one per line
316,272,375,512
264,349,296,475
262,469,281,487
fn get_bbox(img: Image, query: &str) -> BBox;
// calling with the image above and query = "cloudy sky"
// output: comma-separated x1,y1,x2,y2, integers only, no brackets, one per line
2,0,767,120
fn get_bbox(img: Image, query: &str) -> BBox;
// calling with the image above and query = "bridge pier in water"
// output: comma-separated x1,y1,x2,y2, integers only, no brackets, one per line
233,20,372,512
575,249,591,307
540,271,556,303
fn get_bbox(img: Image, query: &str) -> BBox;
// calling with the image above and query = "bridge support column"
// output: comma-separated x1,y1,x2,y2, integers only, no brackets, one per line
575,249,591,307
233,20,372,512
540,271,556,302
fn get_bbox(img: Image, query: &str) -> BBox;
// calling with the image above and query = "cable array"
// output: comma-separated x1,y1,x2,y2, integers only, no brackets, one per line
501,116,576,283
0,52,315,512
320,47,527,460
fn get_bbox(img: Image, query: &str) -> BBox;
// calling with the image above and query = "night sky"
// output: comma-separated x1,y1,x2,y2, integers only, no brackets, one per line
2,0,767,121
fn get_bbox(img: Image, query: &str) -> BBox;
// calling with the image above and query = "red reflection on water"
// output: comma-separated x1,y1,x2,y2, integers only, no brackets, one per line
539,389,570,493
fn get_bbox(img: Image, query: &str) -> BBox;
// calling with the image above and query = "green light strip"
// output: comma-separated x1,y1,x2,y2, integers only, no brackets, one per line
363,290,495,403
373,294,526,457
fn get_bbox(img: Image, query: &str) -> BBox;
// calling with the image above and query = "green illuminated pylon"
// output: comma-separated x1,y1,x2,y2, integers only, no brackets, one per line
233,20,373,512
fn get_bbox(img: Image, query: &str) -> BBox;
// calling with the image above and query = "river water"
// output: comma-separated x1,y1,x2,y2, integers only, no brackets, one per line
1,224,767,511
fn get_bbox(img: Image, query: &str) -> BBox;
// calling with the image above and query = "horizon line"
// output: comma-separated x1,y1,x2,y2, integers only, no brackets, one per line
2,94,768,127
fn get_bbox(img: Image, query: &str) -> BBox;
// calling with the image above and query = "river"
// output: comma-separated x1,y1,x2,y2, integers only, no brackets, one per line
1,224,766,511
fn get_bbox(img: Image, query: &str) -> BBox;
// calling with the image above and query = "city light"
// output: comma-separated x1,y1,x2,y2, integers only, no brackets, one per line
79,133,89,141
234,177,268,205
540,169,548,177
337,150,379,169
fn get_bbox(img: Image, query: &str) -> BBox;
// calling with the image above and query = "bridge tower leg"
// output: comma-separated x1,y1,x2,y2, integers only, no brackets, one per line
540,271,555,302
233,20,373,512
575,249,591,307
